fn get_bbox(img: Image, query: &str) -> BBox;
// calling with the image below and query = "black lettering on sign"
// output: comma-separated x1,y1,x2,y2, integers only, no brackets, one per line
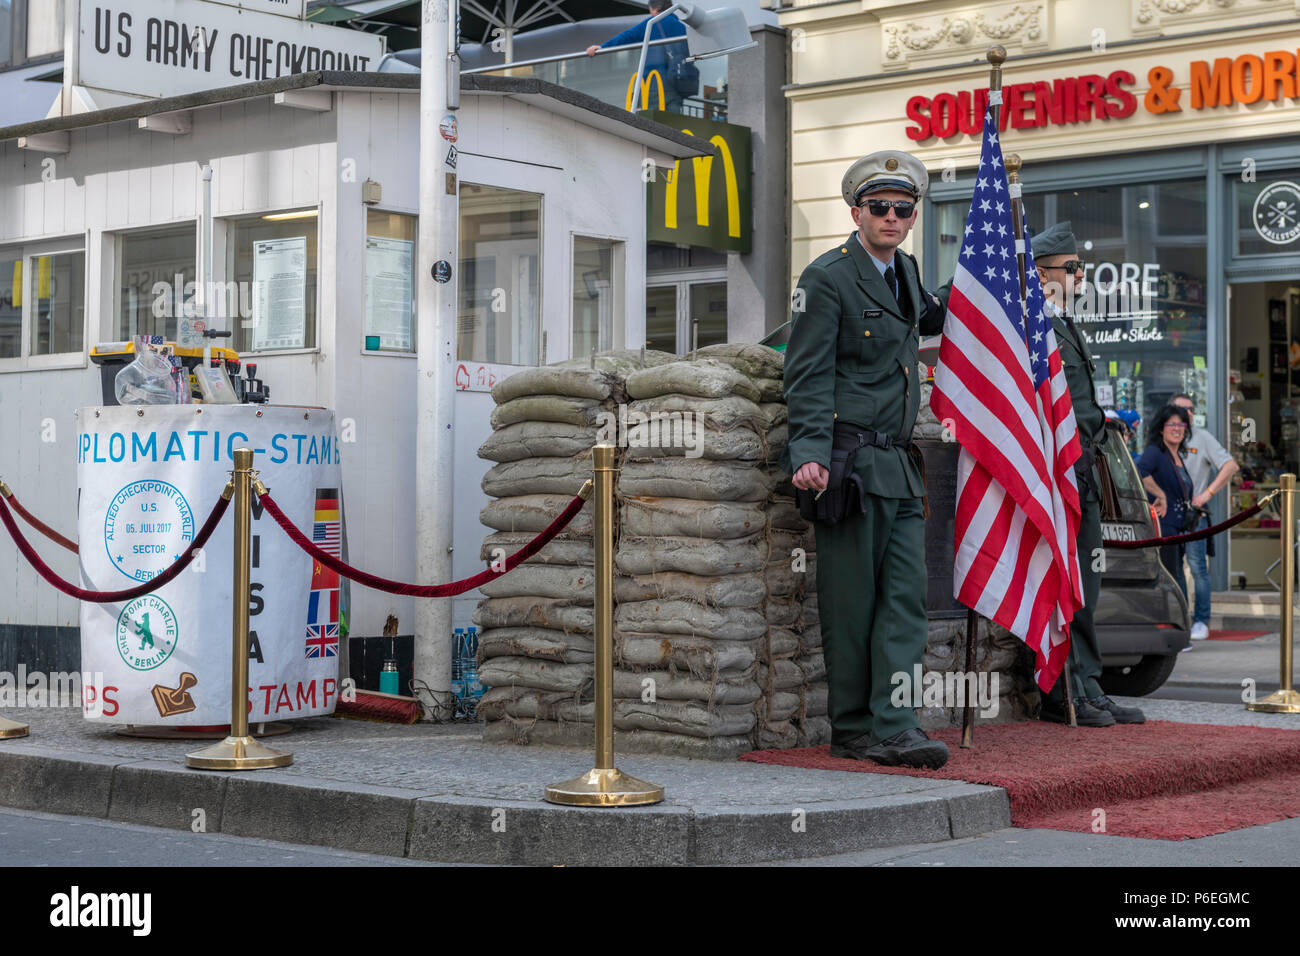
146,17,162,63
248,631,265,665
163,18,181,66
249,582,265,616
118,13,132,56
94,8,112,54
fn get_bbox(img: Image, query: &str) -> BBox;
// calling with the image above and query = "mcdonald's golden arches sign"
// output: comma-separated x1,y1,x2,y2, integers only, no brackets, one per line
643,110,752,254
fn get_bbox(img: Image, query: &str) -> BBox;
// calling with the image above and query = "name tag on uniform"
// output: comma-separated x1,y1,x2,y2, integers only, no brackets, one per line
863,309,883,319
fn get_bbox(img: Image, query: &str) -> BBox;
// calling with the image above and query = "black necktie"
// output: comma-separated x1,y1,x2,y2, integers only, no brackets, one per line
883,265,898,302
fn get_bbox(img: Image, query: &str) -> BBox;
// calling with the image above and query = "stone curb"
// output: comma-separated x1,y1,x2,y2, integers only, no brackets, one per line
0,747,1012,864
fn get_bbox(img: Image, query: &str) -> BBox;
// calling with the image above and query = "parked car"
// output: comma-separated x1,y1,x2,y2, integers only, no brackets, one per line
1092,418,1190,696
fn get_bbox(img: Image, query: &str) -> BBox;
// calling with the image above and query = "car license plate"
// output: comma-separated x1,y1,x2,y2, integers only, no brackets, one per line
1101,522,1137,541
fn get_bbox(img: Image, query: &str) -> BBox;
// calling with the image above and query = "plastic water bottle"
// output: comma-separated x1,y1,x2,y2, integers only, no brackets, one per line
464,626,481,699
451,627,465,699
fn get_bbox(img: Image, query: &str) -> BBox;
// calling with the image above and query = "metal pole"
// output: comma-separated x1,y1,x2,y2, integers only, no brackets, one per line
1248,472,1300,713
187,450,293,769
415,0,459,718
960,607,977,748
546,445,664,806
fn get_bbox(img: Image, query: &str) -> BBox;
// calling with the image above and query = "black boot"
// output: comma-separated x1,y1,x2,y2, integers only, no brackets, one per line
1039,696,1115,727
1089,695,1145,724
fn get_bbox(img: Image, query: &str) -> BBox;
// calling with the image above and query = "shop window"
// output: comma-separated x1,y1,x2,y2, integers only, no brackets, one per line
114,224,198,342
689,281,726,350
937,178,1208,444
25,0,61,59
571,236,624,357
458,184,541,366
227,210,319,353
1235,170,1300,257
645,285,677,354
28,250,85,357
364,210,417,352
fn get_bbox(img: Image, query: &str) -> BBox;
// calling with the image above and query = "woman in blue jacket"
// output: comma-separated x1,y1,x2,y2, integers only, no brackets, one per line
1136,404,1195,597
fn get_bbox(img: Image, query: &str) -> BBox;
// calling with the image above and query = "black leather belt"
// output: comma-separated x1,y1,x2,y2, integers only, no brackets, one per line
834,421,899,451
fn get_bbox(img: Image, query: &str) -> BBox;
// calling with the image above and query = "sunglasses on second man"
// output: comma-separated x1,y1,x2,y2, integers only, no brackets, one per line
1039,259,1085,275
858,198,916,218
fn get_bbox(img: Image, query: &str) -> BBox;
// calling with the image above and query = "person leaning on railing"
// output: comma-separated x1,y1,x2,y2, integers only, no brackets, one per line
586,0,689,113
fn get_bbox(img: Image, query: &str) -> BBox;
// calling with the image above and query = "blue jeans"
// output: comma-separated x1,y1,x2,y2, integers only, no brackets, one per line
1184,516,1212,627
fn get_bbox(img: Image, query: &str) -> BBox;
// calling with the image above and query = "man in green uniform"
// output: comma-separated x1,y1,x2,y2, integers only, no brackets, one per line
1033,221,1144,726
782,151,949,768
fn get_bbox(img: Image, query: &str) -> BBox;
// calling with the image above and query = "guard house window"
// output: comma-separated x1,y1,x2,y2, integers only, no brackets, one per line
458,184,541,366
228,210,319,353
571,237,624,357
114,224,198,342
25,0,62,59
0,252,19,357
28,250,85,356
364,210,417,352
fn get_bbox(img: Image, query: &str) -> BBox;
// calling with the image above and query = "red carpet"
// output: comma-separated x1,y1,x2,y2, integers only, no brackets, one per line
740,721,1300,840
1210,629,1269,641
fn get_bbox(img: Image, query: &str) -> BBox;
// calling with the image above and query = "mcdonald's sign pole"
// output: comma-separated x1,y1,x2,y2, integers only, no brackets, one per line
415,0,461,710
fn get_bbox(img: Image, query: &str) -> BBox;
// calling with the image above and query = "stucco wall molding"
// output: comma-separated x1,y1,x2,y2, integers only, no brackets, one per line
881,2,1049,71
1131,0,1300,38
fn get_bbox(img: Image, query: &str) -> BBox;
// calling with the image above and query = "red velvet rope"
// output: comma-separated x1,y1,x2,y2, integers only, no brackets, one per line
0,491,229,603
258,489,590,597
1102,501,1266,550
3,487,78,553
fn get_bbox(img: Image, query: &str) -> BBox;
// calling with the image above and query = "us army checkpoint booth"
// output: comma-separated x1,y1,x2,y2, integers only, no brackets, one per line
0,45,711,699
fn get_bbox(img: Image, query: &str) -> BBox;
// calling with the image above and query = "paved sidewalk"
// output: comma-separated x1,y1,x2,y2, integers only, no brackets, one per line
0,707,1006,865
1,697,1295,865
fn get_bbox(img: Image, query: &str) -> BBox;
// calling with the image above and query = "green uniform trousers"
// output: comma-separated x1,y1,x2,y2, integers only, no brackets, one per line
1046,483,1105,702
814,493,928,745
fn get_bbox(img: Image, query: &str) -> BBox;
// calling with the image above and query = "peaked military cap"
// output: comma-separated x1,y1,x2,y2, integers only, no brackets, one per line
1033,220,1078,258
842,151,929,205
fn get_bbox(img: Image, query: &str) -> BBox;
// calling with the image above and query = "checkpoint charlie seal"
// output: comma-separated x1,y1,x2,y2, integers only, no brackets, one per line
1253,181,1300,246
104,480,196,582
116,595,179,672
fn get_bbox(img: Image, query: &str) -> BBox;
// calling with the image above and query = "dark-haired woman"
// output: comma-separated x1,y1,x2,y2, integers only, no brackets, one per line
1136,404,1194,597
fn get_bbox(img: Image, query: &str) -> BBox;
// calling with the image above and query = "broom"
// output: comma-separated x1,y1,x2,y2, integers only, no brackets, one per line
335,615,423,724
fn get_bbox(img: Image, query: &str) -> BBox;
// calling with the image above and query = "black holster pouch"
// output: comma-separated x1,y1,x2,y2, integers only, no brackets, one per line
795,425,873,525
1074,441,1098,494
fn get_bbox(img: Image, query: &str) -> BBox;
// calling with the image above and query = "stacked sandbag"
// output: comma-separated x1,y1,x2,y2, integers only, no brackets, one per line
476,351,675,745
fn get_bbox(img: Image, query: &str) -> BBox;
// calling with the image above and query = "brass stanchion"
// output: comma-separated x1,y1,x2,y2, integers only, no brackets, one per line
0,715,29,740
1248,472,1300,713
545,444,663,806
187,449,294,769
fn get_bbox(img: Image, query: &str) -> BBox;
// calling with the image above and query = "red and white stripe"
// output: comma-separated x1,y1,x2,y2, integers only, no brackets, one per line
931,264,1083,691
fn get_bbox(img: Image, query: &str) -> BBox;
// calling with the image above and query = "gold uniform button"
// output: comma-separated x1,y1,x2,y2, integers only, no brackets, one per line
840,247,848,253
833,412,839,419
864,330,871,337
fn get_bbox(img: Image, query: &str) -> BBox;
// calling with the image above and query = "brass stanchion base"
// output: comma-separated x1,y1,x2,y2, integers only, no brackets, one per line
185,735,293,770
0,716,29,739
1247,689,1300,714
544,767,665,807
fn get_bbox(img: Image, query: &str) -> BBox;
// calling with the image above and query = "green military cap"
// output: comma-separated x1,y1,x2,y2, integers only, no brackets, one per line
842,150,929,205
1032,220,1078,257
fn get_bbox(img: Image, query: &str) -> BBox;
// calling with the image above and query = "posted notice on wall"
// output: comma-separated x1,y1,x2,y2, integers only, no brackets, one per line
253,236,307,351
77,405,345,725
364,236,413,350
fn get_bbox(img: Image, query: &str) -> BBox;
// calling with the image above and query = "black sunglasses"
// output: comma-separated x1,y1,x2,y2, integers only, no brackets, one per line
859,199,916,218
1040,260,1084,275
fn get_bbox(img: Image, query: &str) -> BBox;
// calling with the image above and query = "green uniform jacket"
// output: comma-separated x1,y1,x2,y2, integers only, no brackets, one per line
1050,309,1107,446
781,233,946,498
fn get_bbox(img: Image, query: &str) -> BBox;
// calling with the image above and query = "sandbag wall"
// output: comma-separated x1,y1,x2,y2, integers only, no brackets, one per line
474,351,673,747
474,345,827,757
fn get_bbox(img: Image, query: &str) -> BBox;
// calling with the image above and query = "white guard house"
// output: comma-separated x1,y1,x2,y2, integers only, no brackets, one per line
0,70,712,687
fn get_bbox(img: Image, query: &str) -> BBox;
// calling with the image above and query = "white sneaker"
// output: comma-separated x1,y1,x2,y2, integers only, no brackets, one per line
1190,622,1209,641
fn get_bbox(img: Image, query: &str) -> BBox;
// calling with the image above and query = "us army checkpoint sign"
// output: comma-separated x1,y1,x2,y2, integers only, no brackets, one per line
76,405,344,725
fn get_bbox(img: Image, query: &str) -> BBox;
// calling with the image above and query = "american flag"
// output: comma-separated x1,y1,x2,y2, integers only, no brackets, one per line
929,104,1084,693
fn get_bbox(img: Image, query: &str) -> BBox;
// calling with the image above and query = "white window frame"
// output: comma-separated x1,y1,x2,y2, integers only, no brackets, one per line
646,266,726,355
0,235,90,373
361,205,419,358
569,231,627,357
109,218,201,343
223,204,323,356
